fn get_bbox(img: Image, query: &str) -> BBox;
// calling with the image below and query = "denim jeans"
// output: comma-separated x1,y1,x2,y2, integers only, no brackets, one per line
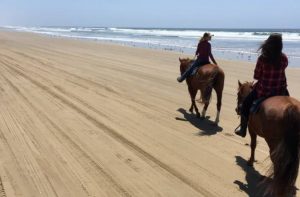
180,58,209,81
241,90,258,119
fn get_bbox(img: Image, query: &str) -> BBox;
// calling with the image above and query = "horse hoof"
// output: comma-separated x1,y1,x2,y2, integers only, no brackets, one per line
259,175,266,181
196,114,201,118
247,161,254,166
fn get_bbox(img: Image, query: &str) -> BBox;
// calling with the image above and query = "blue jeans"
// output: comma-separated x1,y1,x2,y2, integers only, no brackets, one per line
241,90,258,119
180,58,210,81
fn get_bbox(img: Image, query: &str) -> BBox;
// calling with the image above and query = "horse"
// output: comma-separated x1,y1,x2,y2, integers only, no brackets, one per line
179,58,224,125
236,81,300,196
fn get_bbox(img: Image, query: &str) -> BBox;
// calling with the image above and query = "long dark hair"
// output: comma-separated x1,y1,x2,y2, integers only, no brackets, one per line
258,33,283,68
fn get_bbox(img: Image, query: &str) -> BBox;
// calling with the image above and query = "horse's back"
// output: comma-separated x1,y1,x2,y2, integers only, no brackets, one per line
198,64,218,73
196,64,220,79
250,96,300,137
261,96,300,117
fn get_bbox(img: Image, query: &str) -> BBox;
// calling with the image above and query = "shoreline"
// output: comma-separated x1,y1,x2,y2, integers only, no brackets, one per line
3,27,300,68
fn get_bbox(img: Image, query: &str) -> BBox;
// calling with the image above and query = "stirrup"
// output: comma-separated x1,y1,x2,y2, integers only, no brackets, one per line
234,124,241,132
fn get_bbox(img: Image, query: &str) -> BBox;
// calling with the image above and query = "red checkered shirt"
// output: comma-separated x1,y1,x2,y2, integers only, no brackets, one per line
254,53,288,97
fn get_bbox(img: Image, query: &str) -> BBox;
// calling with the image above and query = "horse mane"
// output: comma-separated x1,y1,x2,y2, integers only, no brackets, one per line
238,81,254,95
179,57,195,74
181,58,194,65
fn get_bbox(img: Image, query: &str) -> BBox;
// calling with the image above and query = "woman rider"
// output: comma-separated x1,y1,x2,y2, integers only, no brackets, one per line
177,32,218,82
235,33,289,137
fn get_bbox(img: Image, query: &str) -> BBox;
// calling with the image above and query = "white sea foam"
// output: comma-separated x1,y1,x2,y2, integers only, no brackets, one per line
3,26,300,66
6,26,300,42
107,28,300,42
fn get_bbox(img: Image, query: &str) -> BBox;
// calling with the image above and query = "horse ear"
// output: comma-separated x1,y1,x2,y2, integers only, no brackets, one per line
179,57,182,62
238,80,242,87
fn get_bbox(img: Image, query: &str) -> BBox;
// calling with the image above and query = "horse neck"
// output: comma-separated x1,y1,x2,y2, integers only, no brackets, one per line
244,86,253,97
180,63,190,74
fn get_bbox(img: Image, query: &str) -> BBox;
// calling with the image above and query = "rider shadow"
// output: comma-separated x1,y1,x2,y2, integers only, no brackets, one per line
234,156,272,197
176,108,223,136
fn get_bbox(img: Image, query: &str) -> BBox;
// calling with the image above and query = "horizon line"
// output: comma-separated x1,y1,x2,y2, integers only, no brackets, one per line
2,25,300,30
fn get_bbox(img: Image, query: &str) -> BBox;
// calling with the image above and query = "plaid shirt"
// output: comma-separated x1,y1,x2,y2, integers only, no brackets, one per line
254,53,288,97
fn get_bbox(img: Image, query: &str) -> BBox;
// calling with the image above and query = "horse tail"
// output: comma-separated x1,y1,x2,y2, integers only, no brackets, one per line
213,67,224,92
199,67,220,103
270,104,300,196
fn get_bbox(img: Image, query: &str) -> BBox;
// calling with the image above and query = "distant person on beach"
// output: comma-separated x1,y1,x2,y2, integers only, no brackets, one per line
177,32,218,82
235,33,290,138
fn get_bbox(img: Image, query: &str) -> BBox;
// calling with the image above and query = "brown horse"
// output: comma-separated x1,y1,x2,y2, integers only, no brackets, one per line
179,58,224,125
236,81,300,196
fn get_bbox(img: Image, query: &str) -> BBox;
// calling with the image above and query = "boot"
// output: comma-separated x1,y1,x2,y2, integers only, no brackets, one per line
177,76,183,83
235,116,248,138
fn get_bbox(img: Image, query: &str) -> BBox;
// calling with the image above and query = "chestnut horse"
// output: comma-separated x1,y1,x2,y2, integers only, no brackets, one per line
236,81,300,196
179,58,224,125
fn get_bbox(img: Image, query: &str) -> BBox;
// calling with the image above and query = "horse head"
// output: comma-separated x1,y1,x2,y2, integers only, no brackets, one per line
179,58,193,74
236,80,254,115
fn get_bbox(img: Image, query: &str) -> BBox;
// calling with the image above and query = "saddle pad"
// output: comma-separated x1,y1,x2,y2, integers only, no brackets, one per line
250,97,267,113
191,67,199,76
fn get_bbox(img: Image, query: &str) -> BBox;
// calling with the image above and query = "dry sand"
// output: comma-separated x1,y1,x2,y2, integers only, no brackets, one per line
0,30,299,197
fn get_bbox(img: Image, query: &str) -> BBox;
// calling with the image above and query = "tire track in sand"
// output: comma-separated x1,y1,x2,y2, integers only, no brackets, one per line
1,72,131,197
0,177,6,197
3,58,216,197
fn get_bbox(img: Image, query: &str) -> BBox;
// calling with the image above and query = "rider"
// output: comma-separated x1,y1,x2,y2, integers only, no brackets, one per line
235,33,289,138
177,32,218,82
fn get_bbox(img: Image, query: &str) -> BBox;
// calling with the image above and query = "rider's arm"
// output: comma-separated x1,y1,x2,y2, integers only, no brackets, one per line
254,56,263,80
282,53,288,69
195,42,201,57
208,44,218,65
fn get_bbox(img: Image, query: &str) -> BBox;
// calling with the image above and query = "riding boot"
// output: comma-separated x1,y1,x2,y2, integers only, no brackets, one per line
177,76,184,83
235,116,248,138
177,70,190,83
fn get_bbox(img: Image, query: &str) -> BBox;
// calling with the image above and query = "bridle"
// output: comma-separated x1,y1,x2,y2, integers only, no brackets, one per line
236,92,245,116
235,83,253,116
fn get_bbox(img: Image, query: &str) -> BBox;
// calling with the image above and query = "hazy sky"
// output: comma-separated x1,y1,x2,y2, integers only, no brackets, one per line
1,0,299,28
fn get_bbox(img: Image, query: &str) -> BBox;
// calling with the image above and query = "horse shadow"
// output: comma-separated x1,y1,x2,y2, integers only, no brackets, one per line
176,108,223,136
234,156,272,197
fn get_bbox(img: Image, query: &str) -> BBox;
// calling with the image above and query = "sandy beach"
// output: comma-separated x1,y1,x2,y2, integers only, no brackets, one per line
0,30,299,197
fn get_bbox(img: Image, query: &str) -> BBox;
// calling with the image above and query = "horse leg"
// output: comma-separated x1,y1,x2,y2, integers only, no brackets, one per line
214,84,223,125
188,86,194,113
247,128,257,166
193,96,200,118
198,88,209,118
201,102,209,119
188,86,200,117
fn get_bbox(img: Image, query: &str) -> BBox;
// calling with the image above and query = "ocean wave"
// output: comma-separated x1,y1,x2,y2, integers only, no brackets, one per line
252,32,271,36
106,28,300,41
5,26,300,42
3,26,300,66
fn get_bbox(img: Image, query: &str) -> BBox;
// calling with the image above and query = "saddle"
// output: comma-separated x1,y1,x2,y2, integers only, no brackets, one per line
250,97,268,114
250,89,289,114
191,67,199,76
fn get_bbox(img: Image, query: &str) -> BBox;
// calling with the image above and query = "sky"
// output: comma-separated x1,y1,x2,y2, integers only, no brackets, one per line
0,0,299,28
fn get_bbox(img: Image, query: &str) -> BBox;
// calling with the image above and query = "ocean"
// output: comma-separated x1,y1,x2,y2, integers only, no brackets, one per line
4,26,300,67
